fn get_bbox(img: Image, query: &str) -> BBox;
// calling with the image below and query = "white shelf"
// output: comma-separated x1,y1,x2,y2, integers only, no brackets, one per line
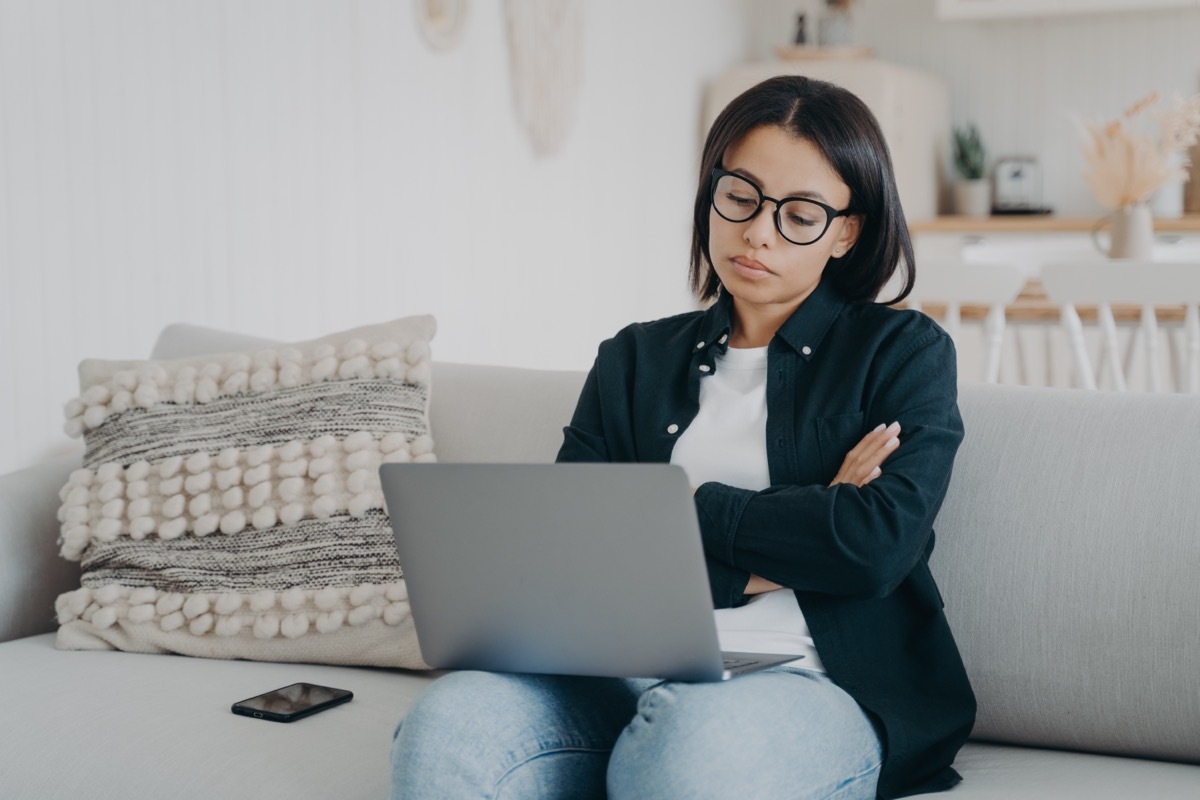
936,0,1200,20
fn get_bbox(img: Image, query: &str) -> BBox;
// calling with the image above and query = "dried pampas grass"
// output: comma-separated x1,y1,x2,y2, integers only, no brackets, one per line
1073,91,1200,211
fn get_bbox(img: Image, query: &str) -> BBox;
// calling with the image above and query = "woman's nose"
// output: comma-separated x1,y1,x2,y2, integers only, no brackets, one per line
743,202,779,247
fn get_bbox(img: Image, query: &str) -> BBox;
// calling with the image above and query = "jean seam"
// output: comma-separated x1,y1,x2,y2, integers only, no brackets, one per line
493,745,612,799
822,755,883,800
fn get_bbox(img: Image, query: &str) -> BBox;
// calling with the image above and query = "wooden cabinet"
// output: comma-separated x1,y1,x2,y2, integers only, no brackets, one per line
936,0,1200,20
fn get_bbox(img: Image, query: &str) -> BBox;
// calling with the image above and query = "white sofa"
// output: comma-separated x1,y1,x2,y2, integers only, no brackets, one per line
2,324,1199,799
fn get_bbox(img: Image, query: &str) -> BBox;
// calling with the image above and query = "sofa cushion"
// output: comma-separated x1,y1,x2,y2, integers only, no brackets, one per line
934,383,1200,766
2,633,1198,799
52,317,437,669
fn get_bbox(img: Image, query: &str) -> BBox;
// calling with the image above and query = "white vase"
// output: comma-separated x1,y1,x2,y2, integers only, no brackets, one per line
1092,204,1154,260
954,179,991,218
1149,153,1186,219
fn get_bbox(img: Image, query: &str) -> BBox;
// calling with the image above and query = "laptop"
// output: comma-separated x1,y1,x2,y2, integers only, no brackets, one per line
379,462,801,682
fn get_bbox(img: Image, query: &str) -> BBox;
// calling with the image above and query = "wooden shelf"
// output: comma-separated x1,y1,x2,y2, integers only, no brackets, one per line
910,214,1200,234
774,45,874,61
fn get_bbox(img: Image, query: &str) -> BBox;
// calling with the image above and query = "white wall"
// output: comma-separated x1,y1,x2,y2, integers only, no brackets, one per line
0,0,747,475
9,0,1200,475
749,0,1200,217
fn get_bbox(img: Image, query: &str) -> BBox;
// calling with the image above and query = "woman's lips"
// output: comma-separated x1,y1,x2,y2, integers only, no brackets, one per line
732,256,773,279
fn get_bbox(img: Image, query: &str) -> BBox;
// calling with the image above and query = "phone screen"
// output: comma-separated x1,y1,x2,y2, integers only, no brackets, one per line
232,682,353,722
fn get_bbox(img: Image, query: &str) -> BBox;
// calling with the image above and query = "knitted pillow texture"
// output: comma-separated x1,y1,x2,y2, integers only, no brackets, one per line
53,316,436,669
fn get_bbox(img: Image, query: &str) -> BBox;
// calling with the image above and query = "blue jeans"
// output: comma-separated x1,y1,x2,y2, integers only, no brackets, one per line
391,667,882,799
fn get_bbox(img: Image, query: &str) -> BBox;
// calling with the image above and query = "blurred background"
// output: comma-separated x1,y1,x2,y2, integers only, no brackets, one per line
3,0,1199,474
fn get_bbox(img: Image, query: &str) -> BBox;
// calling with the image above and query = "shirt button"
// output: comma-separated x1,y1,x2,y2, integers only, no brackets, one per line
667,424,680,435
801,345,812,356
719,334,728,345
699,364,711,373
696,341,705,349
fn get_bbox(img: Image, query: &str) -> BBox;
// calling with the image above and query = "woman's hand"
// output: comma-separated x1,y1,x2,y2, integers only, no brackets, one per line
829,421,901,488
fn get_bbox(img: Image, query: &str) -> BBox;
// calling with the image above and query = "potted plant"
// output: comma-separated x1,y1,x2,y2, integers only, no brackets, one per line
953,124,990,218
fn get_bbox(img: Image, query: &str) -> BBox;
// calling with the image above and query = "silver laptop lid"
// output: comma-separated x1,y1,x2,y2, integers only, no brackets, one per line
380,463,727,682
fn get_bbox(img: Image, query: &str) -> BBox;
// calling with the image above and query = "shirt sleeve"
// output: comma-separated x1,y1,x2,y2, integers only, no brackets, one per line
693,330,963,600
556,357,612,463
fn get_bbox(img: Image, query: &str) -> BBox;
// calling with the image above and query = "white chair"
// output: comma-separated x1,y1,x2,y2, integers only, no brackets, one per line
905,261,1027,383
1040,262,1200,393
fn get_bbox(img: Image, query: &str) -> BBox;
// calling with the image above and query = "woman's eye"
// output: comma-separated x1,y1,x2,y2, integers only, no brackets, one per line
786,213,819,227
726,193,757,207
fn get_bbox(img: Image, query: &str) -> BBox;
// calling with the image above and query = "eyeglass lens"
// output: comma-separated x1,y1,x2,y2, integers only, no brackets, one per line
712,172,830,245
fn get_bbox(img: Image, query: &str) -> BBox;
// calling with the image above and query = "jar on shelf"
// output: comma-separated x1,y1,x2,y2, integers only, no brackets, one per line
818,0,855,47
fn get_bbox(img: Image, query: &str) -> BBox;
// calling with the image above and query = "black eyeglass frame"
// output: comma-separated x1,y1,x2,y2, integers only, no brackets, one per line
709,167,855,246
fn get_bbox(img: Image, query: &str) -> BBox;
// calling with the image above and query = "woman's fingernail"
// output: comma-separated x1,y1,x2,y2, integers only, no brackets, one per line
886,437,899,449
873,423,885,433
887,421,901,433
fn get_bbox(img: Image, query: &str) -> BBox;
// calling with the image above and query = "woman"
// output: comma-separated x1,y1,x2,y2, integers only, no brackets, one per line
392,75,975,800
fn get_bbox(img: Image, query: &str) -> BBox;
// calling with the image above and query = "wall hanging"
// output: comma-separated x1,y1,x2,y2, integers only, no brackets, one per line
415,0,470,51
504,0,584,157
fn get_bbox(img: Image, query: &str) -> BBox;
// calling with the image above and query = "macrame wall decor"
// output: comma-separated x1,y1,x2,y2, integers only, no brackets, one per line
415,0,470,51
503,0,584,157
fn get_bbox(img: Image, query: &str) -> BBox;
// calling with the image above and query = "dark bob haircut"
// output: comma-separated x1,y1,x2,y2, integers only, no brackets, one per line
689,75,915,305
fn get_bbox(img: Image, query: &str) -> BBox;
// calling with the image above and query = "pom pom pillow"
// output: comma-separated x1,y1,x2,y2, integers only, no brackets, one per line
53,316,436,668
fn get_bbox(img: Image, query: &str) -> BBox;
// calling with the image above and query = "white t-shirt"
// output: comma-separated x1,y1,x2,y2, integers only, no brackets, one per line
670,345,825,673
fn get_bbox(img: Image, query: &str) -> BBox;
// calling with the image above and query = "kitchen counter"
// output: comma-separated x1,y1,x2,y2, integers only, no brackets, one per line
905,216,1199,388
909,216,1200,319
910,214,1200,234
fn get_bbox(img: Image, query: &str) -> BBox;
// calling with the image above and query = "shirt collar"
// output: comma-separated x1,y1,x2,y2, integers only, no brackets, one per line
694,293,735,356
694,276,848,361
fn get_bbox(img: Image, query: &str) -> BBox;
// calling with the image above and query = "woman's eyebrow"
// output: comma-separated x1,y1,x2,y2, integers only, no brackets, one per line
727,166,831,203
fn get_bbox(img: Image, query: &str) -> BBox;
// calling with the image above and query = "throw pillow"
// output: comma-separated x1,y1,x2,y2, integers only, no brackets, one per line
53,316,436,668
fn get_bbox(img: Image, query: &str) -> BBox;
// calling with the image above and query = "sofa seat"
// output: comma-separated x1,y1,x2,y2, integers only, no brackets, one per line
2,632,1198,799
0,633,436,799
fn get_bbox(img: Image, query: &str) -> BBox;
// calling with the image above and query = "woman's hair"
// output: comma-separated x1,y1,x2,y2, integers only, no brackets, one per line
689,75,915,304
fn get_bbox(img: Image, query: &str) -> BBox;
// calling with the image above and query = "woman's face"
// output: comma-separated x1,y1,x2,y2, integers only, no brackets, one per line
709,125,861,327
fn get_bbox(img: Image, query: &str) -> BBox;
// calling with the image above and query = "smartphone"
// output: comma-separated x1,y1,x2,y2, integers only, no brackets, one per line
231,682,353,723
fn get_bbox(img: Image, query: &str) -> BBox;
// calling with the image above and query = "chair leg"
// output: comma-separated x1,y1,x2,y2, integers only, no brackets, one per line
1044,327,1056,388
1097,303,1126,391
1061,303,1096,390
982,304,1005,384
1123,325,1140,387
1187,304,1200,394
1141,304,1161,393
944,302,961,343
1015,327,1030,386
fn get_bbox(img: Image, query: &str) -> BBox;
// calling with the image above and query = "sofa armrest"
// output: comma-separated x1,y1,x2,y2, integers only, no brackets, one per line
0,454,82,643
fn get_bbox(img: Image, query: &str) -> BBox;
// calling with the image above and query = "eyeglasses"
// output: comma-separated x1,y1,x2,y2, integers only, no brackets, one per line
710,168,854,246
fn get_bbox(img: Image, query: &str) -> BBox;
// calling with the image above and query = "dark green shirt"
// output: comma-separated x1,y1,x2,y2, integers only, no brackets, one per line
557,276,976,799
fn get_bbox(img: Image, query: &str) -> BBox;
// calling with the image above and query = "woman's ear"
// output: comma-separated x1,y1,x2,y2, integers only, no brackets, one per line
834,214,863,255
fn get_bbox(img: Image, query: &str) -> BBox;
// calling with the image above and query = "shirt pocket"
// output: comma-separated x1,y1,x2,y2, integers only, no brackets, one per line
815,411,865,481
